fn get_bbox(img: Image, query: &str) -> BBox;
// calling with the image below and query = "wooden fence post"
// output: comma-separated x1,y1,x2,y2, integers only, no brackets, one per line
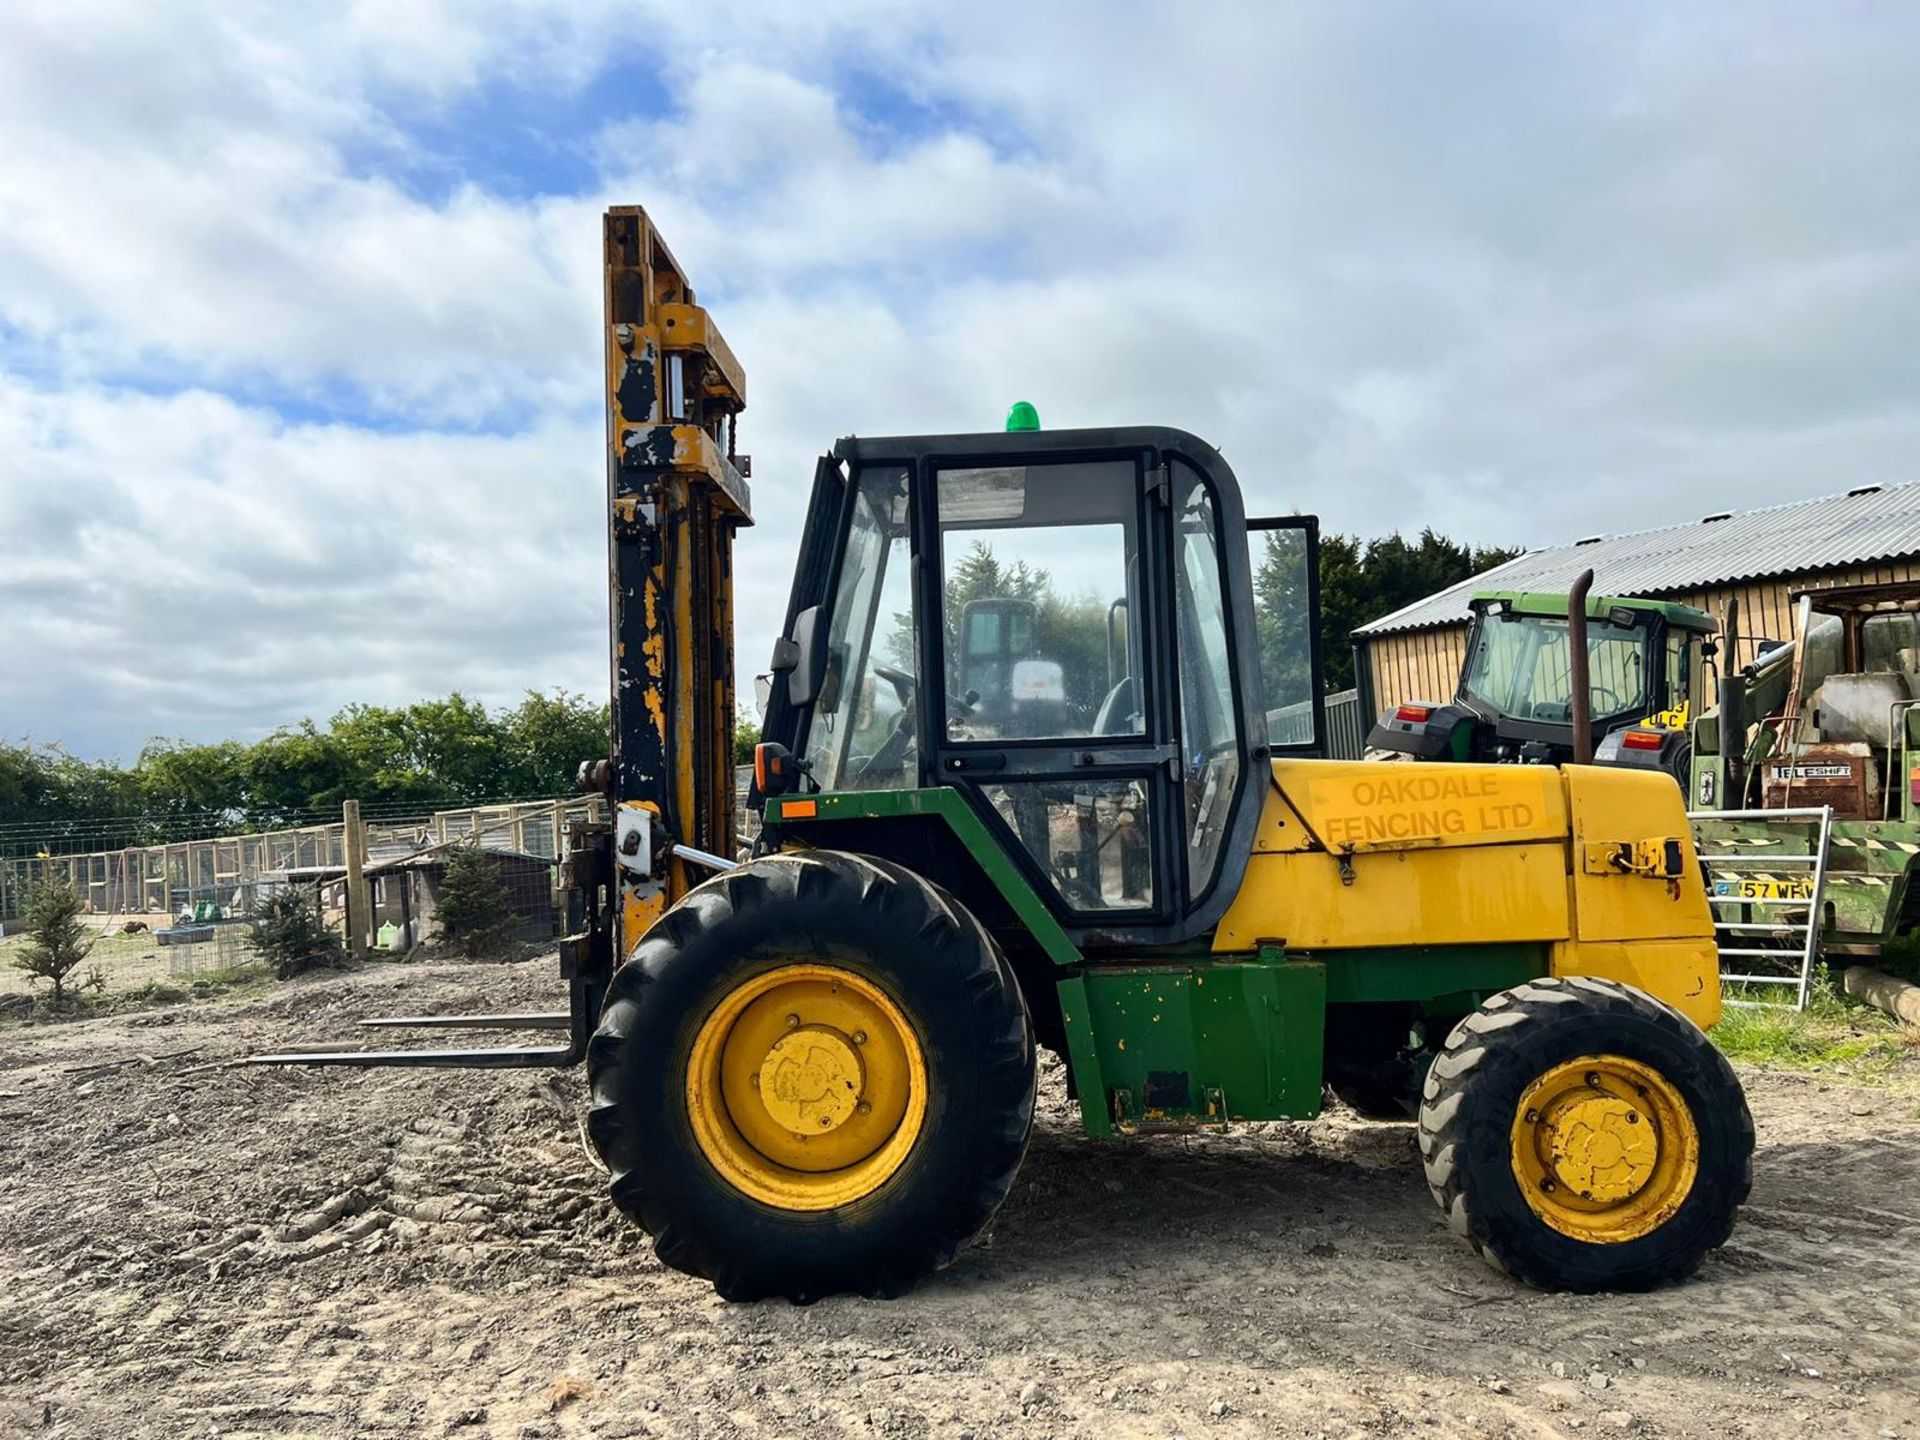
344,800,371,958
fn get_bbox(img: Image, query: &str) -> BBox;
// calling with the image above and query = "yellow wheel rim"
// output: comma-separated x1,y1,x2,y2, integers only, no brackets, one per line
1508,1054,1699,1244
686,964,927,1211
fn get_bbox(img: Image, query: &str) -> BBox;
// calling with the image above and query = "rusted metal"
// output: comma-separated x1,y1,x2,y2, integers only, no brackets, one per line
1567,568,1595,765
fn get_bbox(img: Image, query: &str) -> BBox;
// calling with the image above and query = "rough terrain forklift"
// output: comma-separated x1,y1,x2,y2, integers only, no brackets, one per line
256,207,1752,1302
1368,586,1717,784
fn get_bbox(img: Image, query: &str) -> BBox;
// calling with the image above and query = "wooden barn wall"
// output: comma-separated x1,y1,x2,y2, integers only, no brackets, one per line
1364,624,1471,718
1358,558,1920,719
1661,559,1920,670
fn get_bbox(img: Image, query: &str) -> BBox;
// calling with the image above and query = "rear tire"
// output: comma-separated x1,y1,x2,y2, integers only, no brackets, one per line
1417,976,1752,1291
586,851,1035,1301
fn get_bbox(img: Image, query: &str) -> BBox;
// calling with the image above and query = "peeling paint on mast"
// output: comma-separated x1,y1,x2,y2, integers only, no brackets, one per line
601,206,752,950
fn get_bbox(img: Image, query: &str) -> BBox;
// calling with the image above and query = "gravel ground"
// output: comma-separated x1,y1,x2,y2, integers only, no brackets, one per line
2,956,1916,1440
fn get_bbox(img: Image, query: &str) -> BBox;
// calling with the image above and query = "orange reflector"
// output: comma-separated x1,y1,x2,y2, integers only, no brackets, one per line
1395,704,1432,723
783,799,818,819
1622,730,1664,751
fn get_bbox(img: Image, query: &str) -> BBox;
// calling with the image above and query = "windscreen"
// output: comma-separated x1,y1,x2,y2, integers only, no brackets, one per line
1462,611,1649,723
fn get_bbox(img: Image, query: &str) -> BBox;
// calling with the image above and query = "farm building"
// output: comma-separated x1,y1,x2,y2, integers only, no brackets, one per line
1352,480,1920,725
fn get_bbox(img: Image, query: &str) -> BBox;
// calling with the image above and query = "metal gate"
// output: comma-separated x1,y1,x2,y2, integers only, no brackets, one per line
1689,806,1834,1010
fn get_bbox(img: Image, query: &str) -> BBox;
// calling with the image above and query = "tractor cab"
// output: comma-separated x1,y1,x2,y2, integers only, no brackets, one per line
758,425,1322,945
1368,590,1716,780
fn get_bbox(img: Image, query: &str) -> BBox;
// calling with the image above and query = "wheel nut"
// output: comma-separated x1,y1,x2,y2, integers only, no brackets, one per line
852,1030,868,1046
1586,1072,1602,1088
1524,1109,1541,1124
785,1013,800,1029
1626,1111,1639,1124
856,1101,871,1116
1541,1179,1556,1192
748,1073,760,1089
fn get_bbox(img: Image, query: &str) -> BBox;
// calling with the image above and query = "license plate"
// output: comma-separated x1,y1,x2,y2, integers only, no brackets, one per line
1714,878,1813,901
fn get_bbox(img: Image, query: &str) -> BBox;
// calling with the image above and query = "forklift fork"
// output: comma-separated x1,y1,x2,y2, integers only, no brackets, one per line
241,831,616,1071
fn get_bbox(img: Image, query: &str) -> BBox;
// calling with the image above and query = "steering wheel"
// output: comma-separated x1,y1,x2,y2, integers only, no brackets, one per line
873,664,917,707
852,666,927,783
1589,685,1626,714
874,663,978,718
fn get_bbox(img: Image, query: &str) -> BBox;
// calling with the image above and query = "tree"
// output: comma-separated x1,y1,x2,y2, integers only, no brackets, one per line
248,888,346,980
12,881,91,1004
733,708,760,766
497,690,610,797
1255,525,1523,694
434,843,515,958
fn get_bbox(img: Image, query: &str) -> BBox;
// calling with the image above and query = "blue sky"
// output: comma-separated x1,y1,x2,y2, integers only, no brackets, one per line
4,3,1920,760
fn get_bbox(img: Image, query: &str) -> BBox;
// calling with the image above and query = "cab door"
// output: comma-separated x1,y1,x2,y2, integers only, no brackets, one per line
926,449,1180,931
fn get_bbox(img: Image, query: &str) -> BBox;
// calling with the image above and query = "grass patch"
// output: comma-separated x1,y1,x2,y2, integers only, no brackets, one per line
1714,969,1920,1085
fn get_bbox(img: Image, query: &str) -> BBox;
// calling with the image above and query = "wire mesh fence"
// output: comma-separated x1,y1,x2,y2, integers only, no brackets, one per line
0,797,606,999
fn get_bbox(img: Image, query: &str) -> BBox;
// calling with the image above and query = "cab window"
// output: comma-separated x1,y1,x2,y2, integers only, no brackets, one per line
936,461,1141,741
1173,462,1240,893
801,465,916,790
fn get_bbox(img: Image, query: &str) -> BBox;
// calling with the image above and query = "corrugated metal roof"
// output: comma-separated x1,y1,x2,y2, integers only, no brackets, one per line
1355,480,1920,638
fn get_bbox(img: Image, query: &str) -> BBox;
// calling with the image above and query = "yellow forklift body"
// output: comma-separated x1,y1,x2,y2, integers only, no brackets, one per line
1215,760,1720,1028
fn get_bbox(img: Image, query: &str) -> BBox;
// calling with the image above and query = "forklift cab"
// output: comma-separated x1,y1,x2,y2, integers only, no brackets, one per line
760,426,1322,946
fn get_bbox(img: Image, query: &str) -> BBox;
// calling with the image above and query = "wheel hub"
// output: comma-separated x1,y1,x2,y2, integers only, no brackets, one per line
1537,1092,1659,1203
757,1026,865,1134
1509,1054,1700,1244
685,963,927,1210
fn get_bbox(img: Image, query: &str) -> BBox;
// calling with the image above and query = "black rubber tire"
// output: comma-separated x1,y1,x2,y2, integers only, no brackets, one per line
1417,975,1753,1292
586,850,1035,1302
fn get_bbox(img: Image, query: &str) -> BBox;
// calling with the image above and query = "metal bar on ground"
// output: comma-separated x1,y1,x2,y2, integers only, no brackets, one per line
240,1045,577,1068
358,1013,572,1031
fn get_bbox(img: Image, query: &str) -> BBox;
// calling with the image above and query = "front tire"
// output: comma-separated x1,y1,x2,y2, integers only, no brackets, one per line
1417,976,1753,1291
586,851,1035,1301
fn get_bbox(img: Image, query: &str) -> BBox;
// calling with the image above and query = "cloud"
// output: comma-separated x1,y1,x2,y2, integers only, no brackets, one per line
4,2,1920,759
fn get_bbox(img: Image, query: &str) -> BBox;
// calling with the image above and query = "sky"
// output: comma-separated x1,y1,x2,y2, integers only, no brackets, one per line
4,2,1920,761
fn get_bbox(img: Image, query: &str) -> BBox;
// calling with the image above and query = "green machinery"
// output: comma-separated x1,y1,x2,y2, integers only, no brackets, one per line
1368,587,1718,782
1691,581,1920,961
256,206,1753,1304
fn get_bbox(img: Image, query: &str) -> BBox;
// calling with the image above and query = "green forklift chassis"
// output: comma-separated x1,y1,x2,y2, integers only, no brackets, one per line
766,787,1546,1138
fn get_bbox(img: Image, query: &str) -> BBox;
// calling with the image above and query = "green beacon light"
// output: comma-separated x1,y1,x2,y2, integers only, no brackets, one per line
1005,400,1041,433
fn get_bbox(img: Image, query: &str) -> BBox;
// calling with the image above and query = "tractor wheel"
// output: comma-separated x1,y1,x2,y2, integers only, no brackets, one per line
586,850,1035,1302
1417,976,1752,1291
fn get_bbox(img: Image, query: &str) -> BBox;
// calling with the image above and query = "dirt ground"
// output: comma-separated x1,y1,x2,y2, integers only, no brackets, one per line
2,957,1916,1440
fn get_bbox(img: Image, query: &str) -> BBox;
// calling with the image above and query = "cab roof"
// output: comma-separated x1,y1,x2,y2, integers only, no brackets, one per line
1469,589,1718,632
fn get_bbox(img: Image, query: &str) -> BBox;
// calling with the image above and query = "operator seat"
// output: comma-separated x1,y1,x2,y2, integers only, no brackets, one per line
1093,677,1143,735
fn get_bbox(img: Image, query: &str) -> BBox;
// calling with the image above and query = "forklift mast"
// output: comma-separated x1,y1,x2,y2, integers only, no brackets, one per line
600,206,752,945
243,206,750,1069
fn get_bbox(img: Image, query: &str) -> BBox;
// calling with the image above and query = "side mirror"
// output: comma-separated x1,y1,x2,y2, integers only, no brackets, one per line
774,605,831,707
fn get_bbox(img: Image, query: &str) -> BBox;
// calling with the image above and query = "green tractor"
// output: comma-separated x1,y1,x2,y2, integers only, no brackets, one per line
1368,587,1718,784
255,206,1754,1304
